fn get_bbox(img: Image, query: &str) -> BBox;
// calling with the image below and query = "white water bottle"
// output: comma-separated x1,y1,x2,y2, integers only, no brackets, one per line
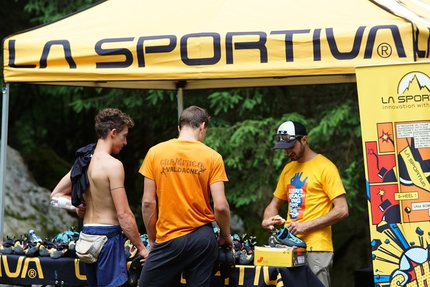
50,196,76,212
29,230,42,243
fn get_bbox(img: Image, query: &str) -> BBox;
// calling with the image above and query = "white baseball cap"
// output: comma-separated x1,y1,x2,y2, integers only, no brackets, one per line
273,121,307,149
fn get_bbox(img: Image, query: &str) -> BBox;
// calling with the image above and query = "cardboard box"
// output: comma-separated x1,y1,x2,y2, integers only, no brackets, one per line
254,246,307,267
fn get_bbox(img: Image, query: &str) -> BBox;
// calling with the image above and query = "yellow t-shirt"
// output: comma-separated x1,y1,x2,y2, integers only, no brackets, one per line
139,139,228,243
273,154,346,252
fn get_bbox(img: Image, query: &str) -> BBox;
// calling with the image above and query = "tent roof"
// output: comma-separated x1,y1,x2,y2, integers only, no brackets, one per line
3,0,430,90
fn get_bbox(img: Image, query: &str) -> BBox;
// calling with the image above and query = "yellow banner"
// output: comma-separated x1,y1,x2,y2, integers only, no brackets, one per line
356,62,430,286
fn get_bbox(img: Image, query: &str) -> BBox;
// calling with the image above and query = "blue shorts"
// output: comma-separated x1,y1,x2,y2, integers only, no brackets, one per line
81,225,127,287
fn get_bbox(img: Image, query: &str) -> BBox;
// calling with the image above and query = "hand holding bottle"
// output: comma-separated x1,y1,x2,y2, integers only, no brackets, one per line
50,196,76,212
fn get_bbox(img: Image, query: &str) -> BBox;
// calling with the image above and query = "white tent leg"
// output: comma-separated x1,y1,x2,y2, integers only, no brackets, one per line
0,83,9,240
177,87,183,120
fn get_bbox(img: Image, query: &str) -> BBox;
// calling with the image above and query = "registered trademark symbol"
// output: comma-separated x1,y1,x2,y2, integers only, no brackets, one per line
28,268,37,279
377,43,392,58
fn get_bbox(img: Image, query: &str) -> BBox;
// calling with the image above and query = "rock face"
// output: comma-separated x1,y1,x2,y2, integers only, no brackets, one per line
2,145,78,241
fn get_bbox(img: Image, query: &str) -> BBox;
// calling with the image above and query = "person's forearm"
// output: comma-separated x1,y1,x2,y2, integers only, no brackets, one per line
303,205,348,232
305,195,349,231
263,205,279,218
51,171,72,199
118,212,146,252
215,207,231,237
142,202,157,244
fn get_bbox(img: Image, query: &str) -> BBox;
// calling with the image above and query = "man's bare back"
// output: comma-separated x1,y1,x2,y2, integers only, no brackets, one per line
83,150,122,225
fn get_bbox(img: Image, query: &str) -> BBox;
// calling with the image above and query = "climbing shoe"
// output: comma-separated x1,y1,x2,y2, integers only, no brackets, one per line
124,238,138,260
39,241,56,257
219,246,235,278
212,247,226,275
270,227,306,248
25,242,40,257
213,246,235,278
239,245,254,265
128,256,143,287
50,246,68,259
0,237,15,255
140,234,151,251
49,242,69,259
68,239,76,257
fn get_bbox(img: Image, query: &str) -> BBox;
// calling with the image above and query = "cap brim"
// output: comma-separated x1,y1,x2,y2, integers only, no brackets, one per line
273,139,296,149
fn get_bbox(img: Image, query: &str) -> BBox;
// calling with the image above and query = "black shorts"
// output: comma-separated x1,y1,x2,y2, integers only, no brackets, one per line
138,224,217,287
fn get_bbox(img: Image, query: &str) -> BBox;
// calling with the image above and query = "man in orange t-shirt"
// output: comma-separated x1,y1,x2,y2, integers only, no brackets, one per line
138,105,232,287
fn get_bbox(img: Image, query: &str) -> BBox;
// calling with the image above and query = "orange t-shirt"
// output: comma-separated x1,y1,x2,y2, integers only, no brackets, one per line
139,139,228,243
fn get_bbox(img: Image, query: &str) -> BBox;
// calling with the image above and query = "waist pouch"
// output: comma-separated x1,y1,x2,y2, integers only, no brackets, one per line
76,229,121,264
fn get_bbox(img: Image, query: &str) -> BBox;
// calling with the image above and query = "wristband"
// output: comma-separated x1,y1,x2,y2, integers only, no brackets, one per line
221,234,231,238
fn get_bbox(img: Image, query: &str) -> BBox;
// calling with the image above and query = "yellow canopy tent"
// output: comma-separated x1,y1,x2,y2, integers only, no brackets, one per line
4,0,430,89
2,0,430,236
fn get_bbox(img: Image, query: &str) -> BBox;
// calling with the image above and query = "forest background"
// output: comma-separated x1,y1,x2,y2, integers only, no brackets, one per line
1,0,372,286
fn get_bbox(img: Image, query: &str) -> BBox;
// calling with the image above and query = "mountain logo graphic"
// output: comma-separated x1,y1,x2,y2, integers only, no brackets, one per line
397,72,430,94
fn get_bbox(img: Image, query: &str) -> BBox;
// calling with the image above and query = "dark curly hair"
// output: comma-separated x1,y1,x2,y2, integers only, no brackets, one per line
94,108,134,139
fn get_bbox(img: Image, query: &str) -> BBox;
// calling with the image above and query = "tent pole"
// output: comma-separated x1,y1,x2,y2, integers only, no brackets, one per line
177,87,183,120
0,83,9,241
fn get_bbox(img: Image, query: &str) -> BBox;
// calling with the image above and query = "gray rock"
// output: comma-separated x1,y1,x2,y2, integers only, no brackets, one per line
2,145,78,241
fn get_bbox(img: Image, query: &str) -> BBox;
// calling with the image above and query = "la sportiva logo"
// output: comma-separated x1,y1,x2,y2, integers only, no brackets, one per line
398,72,430,94
381,71,430,105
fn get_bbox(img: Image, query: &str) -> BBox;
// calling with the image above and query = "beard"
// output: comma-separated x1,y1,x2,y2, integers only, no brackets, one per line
288,141,305,161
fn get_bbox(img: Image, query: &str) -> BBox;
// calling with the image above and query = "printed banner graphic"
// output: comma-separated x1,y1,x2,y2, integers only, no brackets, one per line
356,62,430,286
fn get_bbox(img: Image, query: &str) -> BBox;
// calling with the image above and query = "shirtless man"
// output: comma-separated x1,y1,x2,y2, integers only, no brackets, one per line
51,108,149,287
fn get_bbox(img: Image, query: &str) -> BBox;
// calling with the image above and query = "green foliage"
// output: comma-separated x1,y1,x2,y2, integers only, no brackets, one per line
342,161,366,213
22,0,98,24
309,101,360,143
146,89,170,105
208,90,243,114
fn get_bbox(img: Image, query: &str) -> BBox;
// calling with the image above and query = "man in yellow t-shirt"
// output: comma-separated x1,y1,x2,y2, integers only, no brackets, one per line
262,121,349,287
138,105,232,287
